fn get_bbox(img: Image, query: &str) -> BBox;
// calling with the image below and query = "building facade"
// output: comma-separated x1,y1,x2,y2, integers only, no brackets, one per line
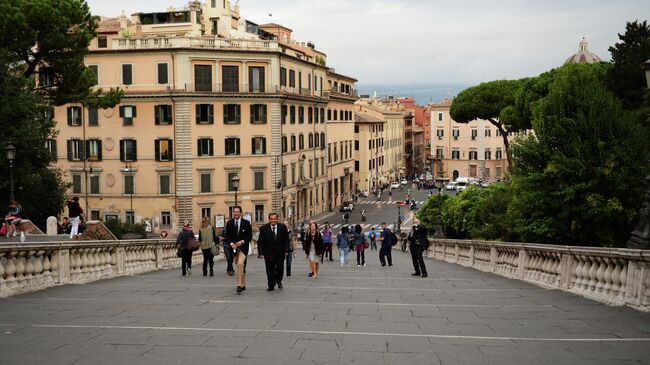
354,98,405,186
49,1,357,232
428,99,510,181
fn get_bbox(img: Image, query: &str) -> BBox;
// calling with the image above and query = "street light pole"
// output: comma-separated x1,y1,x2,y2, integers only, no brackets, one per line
5,144,16,203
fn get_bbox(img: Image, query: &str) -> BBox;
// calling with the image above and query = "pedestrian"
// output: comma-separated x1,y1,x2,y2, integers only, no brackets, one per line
224,206,252,294
408,218,429,277
176,221,195,276
337,226,351,266
4,200,22,237
353,224,366,267
258,212,290,291
377,222,393,267
58,217,70,235
303,222,324,278
199,216,217,277
66,197,82,239
321,222,333,263
284,220,296,276
220,219,234,276
368,227,378,251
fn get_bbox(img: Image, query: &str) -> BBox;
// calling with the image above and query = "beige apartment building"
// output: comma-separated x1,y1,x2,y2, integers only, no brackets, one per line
428,99,510,181
48,1,357,233
353,113,385,193
354,98,405,189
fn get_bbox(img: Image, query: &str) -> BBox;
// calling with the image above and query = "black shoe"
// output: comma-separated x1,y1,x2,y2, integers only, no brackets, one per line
267,288,274,292
236,286,243,293
203,272,207,277
241,286,246,291
277,283,283,290
287,272,291,277
210,272,214,277
308,272,313,277
421,274,428,278
412,273,421,276
227,271,234,276
389,264,393,266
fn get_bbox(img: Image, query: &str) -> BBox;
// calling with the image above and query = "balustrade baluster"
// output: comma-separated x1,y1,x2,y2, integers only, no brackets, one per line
15,254,26,287
602,257,614,296
595,257,606,294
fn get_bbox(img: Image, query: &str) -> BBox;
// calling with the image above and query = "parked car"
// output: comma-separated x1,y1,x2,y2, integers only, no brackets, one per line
391,181,401,189
445,182,458,191
401,178,408,185
456,181,468,192
339,201,355,212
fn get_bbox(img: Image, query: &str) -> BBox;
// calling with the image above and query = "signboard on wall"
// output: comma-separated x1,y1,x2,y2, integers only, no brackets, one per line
215,214,225,228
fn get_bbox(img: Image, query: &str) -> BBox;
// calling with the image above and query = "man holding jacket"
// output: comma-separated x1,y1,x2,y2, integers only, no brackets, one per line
224,206,252,294
257,212,290,291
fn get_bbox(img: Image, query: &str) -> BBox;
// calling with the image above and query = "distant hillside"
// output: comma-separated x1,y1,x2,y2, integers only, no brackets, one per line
357,84,469,105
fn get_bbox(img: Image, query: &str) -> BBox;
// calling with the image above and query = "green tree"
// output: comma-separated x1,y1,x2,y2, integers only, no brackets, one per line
440,184,512,240
508,63,650,246
415,193,451,234
605,20,650,123
449,79,527,171
0,0,122,229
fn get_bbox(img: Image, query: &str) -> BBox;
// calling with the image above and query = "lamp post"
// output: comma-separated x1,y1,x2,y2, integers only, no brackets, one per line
627,59,650,249
231,174,240,215
124,162,133,224
5,144,16,203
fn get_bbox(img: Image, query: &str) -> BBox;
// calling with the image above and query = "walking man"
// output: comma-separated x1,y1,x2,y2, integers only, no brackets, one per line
284,220,296,276
408,218,428,277
258,213,290,291
377,222,393,267
225,206,252,294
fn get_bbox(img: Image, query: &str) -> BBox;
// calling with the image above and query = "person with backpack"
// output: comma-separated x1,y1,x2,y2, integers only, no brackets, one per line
377,222,394,267
368,227,378,251
176,221,196,276
321,222,333,263
407,218,429,277
337,226,351,267
353,224,367,267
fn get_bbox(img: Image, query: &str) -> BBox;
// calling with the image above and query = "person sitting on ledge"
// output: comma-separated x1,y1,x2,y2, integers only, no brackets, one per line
5,200,22,237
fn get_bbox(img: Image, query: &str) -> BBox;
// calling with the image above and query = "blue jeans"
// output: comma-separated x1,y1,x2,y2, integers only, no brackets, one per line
370,239,377,250
340,247,349,265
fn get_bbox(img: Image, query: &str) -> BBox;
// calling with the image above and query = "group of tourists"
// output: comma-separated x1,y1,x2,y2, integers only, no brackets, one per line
175,208,431,294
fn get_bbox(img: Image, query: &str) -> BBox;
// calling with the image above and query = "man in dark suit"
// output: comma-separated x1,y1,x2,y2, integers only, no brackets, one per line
257,212,290,291
407,218,428,277
224,206,252,294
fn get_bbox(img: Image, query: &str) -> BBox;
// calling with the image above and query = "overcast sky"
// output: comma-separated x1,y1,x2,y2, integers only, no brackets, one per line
86,0,649,87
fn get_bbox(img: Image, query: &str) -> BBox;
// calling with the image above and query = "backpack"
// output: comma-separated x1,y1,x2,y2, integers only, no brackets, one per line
390,232,398,246
369,232,376,240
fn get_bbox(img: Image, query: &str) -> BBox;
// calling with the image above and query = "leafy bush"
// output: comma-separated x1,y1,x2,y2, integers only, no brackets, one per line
441,184,512,240
104,218,146,239
416,193,451,234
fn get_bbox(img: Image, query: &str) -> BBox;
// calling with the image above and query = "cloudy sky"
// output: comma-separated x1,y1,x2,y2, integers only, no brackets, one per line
86,0,649,88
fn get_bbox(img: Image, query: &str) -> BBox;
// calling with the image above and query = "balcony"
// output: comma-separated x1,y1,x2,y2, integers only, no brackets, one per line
111,37,279,51
182,83,277,93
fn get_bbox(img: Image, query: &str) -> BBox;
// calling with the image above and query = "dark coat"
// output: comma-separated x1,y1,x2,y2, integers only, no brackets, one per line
257,223,290,261
224,217,253,256
176,228,195,249
303,231,325,257
408,225,429,247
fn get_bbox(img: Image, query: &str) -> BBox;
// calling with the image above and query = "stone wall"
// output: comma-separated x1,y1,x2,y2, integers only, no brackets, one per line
428,239,650,312
0,239,222,298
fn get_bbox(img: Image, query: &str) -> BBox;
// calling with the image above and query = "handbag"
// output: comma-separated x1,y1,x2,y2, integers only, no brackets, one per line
176,248,182,258
210,242,220,256
363,241,369,249
187,236,199,252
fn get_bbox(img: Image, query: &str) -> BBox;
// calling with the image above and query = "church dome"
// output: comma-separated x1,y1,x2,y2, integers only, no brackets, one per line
564,37,602,65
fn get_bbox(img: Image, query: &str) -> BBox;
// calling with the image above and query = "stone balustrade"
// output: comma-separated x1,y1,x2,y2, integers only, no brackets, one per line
0,240,221,298
428,239,650,311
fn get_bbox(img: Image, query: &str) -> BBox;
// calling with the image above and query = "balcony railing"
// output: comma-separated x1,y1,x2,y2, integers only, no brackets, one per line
183,83,276,93
112,37,279,51
428,239,650,312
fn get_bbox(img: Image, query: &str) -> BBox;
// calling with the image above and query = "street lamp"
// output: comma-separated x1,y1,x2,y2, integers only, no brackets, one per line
627,59,650,249
231,174,240,215
5,144,16,203
124,162,133,224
